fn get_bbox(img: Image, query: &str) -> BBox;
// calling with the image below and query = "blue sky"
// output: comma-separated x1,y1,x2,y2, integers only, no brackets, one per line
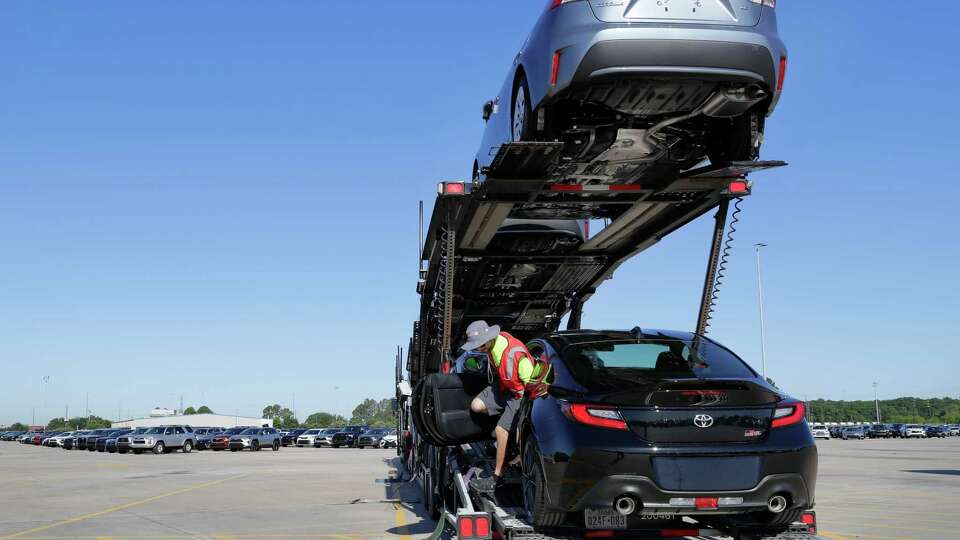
2,2,958,425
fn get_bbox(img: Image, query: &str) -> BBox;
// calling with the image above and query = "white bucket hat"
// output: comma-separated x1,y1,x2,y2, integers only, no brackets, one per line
461,320,501,351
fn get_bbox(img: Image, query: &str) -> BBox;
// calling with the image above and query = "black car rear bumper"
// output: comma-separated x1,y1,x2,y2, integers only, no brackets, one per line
571,39,777,90
543,445,817,515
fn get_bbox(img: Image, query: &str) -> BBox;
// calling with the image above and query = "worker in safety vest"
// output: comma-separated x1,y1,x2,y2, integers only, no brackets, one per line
461,320,538,491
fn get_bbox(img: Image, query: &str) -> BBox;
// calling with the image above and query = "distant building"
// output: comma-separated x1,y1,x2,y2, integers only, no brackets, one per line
150,407,178,417
112,413,269,429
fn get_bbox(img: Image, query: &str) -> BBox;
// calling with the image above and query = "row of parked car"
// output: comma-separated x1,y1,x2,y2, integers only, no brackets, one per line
810,423,960,440
2,426,284,453
1,425,399,453
282,427,397,448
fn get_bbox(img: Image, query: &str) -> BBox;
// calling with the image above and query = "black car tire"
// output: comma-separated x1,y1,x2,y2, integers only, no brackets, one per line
332,445,339,448
707,111,762,163
133,449,142,455
272,440,280,451
512,73,533,142
252,440,261,452
231,448,238,452
119,449,127,454
153,442,165,455
522,438,565,528
182,440,193,453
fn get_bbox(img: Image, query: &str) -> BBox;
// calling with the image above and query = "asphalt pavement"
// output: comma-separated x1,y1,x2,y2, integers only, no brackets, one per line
1,437,957,540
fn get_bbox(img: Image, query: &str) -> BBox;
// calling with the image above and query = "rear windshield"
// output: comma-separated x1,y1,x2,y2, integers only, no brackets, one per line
562,337,756,391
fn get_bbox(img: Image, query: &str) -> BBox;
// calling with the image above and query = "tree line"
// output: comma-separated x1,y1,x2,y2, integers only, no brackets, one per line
808,397,960,424
261,398,396,429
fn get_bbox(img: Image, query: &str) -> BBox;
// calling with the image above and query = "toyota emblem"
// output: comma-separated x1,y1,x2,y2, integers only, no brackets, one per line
694,414,714,428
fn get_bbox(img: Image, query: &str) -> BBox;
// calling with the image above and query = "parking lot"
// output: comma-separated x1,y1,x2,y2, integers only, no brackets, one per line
1,438,958,540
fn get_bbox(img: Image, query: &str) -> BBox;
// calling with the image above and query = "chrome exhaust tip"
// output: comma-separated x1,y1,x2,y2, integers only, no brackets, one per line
614,495,638,516
767,494,788,514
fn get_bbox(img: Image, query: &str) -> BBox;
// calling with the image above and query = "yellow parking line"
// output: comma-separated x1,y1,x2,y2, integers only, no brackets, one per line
819,532,854,540
0,473,250,540
393,503,411,540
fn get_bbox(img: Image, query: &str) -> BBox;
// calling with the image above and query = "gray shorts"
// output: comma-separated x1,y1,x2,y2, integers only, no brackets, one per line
477,385,521,431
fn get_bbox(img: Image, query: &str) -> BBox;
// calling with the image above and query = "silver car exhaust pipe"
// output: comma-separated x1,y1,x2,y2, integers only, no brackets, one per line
614,495,638,516
767,494,788,514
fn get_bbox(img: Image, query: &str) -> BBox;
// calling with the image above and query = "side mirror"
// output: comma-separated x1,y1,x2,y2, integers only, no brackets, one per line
482,100,494,122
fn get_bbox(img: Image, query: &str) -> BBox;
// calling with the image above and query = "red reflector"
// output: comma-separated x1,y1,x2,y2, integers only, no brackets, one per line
550,184,582,192
608,184,644,192
584,531,614,538
694,497,718,510
728,181,749,194
475,517,490,538
445,183,465,195
661,530,700,538
459,518,474,538
777,56,787,94
551,51,561,86
801,512,816,525
772,402,806,429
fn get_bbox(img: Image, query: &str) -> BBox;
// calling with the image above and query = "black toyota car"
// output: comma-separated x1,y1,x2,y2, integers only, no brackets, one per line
330,426,368,448
418,328,816,531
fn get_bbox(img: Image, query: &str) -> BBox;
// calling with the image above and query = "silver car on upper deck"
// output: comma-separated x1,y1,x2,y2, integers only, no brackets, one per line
475,0,787,184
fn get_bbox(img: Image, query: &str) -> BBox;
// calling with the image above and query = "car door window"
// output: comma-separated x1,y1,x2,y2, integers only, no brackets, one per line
165,428,175,435
175,427,185,434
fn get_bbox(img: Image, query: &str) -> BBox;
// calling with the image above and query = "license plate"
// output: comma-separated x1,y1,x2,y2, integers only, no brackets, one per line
584,508,627,530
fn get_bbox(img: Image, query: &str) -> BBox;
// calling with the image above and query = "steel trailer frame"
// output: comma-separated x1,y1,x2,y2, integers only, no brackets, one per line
398,143,819,540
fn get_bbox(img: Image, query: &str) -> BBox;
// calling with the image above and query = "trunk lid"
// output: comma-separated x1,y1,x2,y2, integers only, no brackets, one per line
588,0,762,27
592,380,779,443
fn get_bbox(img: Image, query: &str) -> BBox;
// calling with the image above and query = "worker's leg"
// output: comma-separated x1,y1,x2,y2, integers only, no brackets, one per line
471,397,488,414
493,425,509,476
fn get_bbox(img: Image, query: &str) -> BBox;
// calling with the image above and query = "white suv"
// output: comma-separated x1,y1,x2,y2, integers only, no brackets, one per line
810,424,830,440
296,429,323,447
901,425,926,438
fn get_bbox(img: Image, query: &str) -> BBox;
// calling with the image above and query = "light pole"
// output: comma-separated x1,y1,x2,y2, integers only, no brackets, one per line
873,382,881,424
754,243,769,380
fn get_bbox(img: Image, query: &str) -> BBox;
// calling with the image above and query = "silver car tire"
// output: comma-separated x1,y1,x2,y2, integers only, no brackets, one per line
182,440,192,453
272,440,280,451
153,441,165,455
512,75,531,142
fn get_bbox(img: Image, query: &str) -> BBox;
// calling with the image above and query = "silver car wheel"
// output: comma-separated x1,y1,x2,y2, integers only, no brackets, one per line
512,84,527,142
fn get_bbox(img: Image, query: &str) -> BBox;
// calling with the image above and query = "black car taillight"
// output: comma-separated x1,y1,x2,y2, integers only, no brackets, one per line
772,401,806,429
561,402,627,430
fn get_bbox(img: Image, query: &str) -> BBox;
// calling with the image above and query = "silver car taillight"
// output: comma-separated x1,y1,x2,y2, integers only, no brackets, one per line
750,0,776,7
548,0,582,10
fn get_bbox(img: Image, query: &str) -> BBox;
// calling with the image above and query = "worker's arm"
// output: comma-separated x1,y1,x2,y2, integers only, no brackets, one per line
518,356,540,384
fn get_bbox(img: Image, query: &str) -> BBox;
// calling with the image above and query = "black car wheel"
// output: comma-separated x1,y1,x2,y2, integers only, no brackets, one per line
512,73,532,142
252,440,261,452
272,440,280,451
118,449,127,454
522,438,564,527
182,440,193,453
133,449,142,455
153,441,165,455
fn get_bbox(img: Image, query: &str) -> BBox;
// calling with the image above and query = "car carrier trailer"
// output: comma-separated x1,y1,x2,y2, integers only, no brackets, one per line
395,142,820,540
